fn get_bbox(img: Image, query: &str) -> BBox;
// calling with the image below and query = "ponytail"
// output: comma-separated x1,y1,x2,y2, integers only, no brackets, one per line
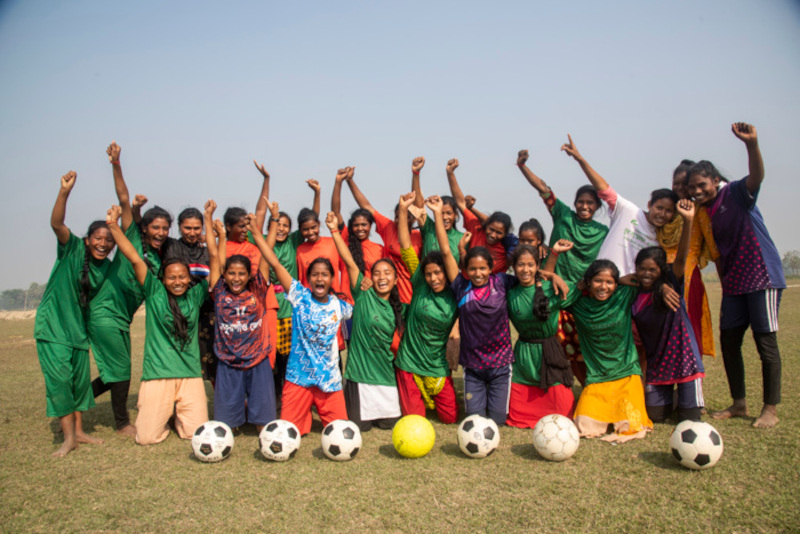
347,209,374,274
160,258,191,348
532,274,550,321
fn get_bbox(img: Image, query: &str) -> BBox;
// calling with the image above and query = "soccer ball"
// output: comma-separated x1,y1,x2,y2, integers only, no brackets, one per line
259,420,301,462
321,419,362,461
670,420,723,470
457,415,500,458
191,421,234,463
532,414,580,462
392,415,435,458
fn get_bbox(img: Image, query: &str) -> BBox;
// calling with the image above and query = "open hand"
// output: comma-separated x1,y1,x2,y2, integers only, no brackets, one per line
253,160,270,179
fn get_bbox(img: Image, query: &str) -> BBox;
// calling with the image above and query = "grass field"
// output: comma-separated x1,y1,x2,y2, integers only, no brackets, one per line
1,284,798,533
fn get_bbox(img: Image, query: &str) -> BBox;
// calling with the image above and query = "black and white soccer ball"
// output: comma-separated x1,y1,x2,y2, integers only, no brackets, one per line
670,420,723,470
457,414,500,458
532,414,579,462
191,420,234,463
259,419,301,462
321,419,362,461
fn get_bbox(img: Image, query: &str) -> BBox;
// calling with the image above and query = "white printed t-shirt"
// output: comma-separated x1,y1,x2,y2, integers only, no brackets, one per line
596,187,657,276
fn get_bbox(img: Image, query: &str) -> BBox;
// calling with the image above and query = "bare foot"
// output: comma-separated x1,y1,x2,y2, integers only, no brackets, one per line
52,439,78,457
752,405,779,429
712,400,748,420
116,425,136,437
76,432,104,445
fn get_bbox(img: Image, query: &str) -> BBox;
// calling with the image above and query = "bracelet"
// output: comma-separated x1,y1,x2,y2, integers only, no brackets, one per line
331,230,340,234
412,171,420,175
551,251,560,256
110,160,120,166
270,217,280,223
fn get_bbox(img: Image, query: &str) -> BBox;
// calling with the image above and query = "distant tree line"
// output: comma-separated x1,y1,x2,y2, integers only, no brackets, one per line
0,283,46,311
784,250,800,278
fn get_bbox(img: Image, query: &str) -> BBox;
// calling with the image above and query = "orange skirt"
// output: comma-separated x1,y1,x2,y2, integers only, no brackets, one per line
573,375,653,443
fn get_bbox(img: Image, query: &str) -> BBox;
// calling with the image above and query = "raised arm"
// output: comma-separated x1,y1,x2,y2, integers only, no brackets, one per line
264,197,281,248
672,199,695,280
517,149,552,195
245,208,293,292
131,194,147,225
253,160,271,232
331,167,351,228
397,192,416,250
307,178,321,217
204,200,222,287
445,158,467,213
543,239,574,273
51,171,77,245
326,211,360,289
107,141,134,230
106,205,148,286
411,157,425,209
560,135,609,191
465,195,489,224
344,173,376,215
427,195,462,282
732,122,764,194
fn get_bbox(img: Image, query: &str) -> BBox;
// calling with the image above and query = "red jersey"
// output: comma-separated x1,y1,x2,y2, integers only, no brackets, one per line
373,210,421,304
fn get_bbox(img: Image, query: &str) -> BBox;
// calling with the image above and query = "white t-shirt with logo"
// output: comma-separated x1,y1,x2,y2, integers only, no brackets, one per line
596,187,657,276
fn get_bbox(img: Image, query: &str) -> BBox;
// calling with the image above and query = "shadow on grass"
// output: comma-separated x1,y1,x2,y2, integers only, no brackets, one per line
378,444,404,459
439,442,463,457
638,451,685,471
510,443,549,462
311,447,327,460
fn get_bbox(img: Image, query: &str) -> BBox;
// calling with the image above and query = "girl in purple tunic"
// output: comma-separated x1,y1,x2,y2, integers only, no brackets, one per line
624,199,705,423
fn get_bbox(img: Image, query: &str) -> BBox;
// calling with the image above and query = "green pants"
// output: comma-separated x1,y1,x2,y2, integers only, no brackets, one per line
37,340,94,417
88,322,132,383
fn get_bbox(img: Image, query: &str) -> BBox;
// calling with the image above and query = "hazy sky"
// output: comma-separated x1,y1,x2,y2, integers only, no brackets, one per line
1,0,799,291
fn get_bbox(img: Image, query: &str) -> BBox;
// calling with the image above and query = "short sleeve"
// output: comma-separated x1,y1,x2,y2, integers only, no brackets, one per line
462,209,482,233
597,186,618,213
339,298,354,320
286,279,306,306
57,232,82,260
372,210,393,236
189,279,210,307
289,230,304,248
560,281,582,308
550,197,570,222
730,176,758,210
401,247,419,276
250,271,269,298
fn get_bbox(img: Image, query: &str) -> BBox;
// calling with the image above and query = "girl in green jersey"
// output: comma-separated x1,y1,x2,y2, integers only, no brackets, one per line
35,171,114,456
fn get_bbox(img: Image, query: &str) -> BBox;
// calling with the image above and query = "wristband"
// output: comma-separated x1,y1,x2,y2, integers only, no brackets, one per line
270,217,280,223
412,171,420,176
551,251,560,256
110,160,120,166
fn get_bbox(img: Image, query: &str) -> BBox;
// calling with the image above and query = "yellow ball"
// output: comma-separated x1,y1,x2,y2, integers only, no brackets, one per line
392,415,435,458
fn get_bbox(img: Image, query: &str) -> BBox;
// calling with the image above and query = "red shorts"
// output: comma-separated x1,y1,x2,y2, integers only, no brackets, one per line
506,382,574,429
395,368,458,424
280,381,347,435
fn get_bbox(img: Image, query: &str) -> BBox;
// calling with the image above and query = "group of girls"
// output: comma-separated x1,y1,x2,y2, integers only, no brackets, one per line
35,122,785,456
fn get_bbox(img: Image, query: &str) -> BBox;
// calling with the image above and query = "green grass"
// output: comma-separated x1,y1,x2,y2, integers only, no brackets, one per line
1,284,799,532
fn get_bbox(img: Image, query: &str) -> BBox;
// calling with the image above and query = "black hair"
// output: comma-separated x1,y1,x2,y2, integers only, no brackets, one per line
573,185,603,209
635,246,670,312
79,220,109,308
519,218,546,245
512,244,549,321
297,208,319,228
307,257,333,279
347,208,375,273
223,207,247,229
140,206,173,234
177,207,203,225
278,211,292,229
583,259,620,290
687,160,729,185
484,211,513,234
225,254,252,276
372,258,404,337
440,195,461,224
419,250,447,289
649,188,679,205
672,159,696,182
464,246,494,272
160,258,191,348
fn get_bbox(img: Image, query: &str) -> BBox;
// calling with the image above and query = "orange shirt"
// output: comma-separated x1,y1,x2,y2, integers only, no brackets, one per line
296,236,347,302
339,227,385,304
373,210,421,304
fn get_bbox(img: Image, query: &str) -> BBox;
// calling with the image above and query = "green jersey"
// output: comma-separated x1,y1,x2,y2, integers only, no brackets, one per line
394,264,458,378
546,197,608,284
34,233,111,349
141,272,209,381
89,224,162,330
507,281,567,386
343,273,405,387
566,285,640,384
420,216,464,266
